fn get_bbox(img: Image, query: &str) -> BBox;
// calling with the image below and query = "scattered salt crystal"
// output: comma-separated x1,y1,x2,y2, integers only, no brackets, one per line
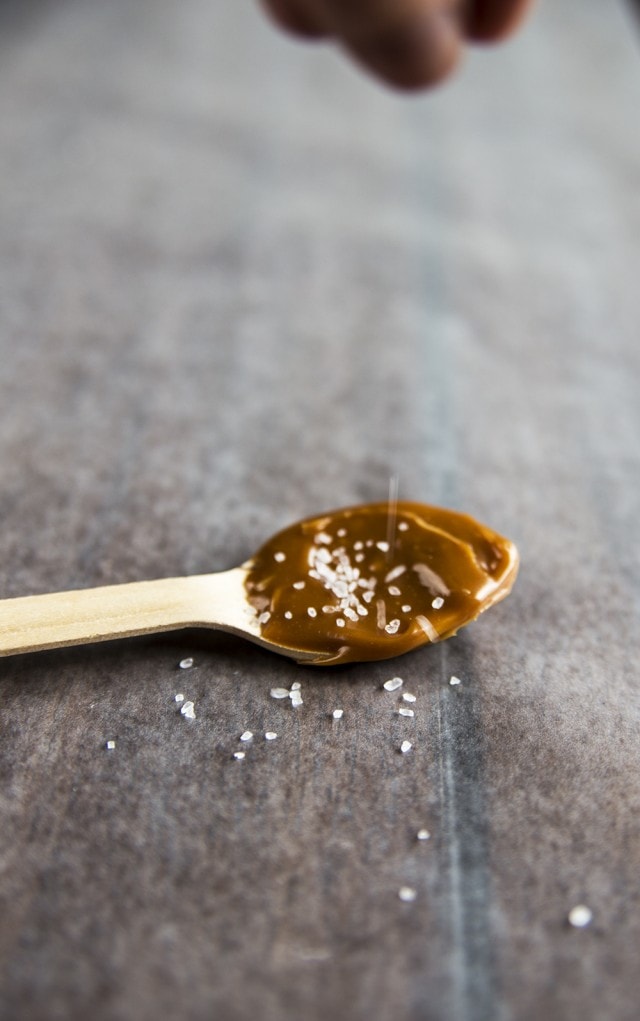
174,693,185,704
337,528,347,538
400,741,412,754
384,677,403,692
401,604,412,613
233,751,245,760
398,521,409,532
336,618,346,628
274,551,286,563
332,709,344,720
106,740,116,750
181,701,196,719
291,682,301,691
402,693,416,703
388,586,401,597
284,611,293,620
307,607,318,618
568,905,593,928
344,607,358,622
363,590,375,604
270,688,290,699
293,581,305,590
354,541,364,551
417,829,431,841
240,731,253,742
449,676,462,686
432,596,445,610
376,541,390,553
257,611,271,625
179,657,194,670
290,692,303,708
385,619,401,635
264,732,278,741
314,532,332,545
398,707,414,717
385,565,406,583
398,887,417,902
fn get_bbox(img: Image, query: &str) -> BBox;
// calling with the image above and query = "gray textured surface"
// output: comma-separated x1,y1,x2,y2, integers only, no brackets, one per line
1,1,640,1019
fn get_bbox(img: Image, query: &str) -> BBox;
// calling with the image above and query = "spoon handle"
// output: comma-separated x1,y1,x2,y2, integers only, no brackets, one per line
0,570,249,657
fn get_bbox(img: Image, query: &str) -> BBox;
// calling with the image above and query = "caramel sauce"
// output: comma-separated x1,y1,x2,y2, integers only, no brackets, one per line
244,502,519,665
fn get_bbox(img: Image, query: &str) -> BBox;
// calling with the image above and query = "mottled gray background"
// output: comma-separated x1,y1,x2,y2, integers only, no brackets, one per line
1,1,639,1019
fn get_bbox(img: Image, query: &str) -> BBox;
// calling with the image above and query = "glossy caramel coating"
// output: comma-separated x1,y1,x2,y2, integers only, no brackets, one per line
244,502,519,665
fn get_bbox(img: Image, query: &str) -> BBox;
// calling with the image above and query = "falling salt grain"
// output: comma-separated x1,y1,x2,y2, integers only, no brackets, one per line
265,732,278,741
398,707,415,718
332,709,344,720
270,688,290,699
384,677,403,692
174,693,185,704
240,731,253,742
417,829,431,841
233,751,245,760
181,701,196,719
179,657,194,670
398,887,417,903
400,741,412,754
449,676,462,687
402,693,416,703
568,905,593,928
106,740,116,750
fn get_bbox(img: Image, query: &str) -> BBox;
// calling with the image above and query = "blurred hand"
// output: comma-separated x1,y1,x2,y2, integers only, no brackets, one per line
261,0,535,89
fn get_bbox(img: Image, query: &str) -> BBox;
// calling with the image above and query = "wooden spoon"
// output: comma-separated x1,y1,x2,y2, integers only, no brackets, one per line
0,502,518,665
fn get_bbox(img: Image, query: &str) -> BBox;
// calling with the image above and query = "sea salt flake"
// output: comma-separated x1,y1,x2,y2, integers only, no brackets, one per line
384,677,403,691
293,581,306,590
400,741,412,754
387,586,402,597
398,886,417,902
233,751,245,760
568,905,593,928
376,541,390,552
106,740,116,750
332,709,344,720
401,605,412,613
398,521,409,532
274,551,286,563
417,829,431,841
257,611,271,625
402,693,417,703
314,532,332,545
398,707,414,717
385,565,406,583
179,657,194,670
174,693,185,704
265,732,278,741
291,682,301,691
307,607,318,618
290,693,304,707
432,596,445,610
181,701,196,719
270,688,290,699
449,676,462,686
336,618,346,628
240,731,253,742
284,611,293,620
385,619,401,635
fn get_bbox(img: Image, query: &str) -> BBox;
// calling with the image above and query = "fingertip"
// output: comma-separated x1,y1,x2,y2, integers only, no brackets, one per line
466,0,535,43
345,12,463,92
260,0,327,39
